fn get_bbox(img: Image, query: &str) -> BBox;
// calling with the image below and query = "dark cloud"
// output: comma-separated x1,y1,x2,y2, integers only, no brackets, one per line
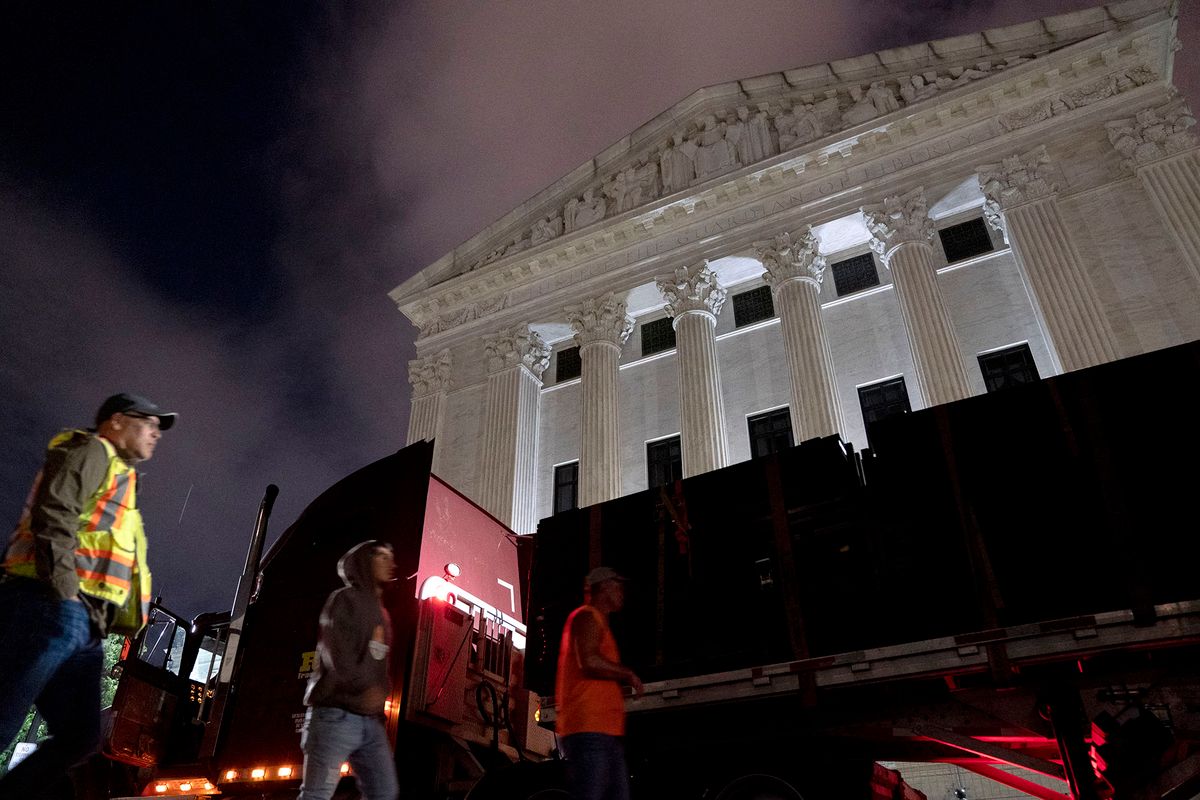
859,0,1000,49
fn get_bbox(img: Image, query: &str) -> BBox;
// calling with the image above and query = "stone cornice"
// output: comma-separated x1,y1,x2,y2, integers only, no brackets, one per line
656,262,727,320
755,227,827,289
394,12,1174,343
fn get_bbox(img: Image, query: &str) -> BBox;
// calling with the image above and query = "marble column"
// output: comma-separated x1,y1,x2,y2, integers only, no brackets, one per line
566,293,634,507
754,227,845,441
1106,99,1200,288
407,349,452,469
979,146,1119,373
478,325,549,534
656,262,729,478
863,187,973,407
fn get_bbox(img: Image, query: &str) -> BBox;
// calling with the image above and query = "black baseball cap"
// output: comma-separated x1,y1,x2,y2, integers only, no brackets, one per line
95,393,177,430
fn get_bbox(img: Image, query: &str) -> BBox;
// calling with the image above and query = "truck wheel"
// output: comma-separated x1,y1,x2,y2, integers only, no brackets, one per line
465,760,569,800
712,773,805,800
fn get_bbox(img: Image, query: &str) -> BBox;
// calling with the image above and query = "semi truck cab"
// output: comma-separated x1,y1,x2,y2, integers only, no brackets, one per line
102,440,555,799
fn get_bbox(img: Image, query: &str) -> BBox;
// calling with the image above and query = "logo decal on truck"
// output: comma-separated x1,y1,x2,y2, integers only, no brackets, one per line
298,650,317,678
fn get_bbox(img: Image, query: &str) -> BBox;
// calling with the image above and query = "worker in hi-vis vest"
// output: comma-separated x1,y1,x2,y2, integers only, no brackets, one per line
556,567,644,800
0,393,175,797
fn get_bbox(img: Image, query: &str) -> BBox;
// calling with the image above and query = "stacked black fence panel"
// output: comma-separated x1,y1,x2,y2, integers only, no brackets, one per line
669,457,791,678
525,507,590,696
528,438,862,691
865,340,1200,628
526,341,1200,697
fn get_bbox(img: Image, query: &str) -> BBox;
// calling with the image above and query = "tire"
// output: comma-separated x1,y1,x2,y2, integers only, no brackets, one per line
465,760,569,800
712,772,805,800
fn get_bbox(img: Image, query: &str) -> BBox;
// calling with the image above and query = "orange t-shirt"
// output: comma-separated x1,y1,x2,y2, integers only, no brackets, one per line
555,605,626,736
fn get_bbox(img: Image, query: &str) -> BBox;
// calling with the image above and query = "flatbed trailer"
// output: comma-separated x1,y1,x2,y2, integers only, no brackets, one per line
537,599,1199,798
552,600,1198,716
526,341,1200,800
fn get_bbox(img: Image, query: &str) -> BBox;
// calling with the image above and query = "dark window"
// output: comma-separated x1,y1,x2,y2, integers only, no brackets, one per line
979,343,1039,393
555,346,581,382
938,217,994,263
553,462,579,514
641,317,676,357
748,408,794,458
830,253,879,296
732,286,775,327
646,436,683,489
858,376,912,449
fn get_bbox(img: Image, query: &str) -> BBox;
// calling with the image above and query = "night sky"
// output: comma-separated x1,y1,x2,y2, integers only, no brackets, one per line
3,1,1197,618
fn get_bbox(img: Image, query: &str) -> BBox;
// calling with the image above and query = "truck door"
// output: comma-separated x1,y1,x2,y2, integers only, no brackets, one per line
104,605,190,766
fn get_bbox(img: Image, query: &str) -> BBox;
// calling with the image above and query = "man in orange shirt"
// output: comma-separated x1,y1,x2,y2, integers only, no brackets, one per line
555,567,643,800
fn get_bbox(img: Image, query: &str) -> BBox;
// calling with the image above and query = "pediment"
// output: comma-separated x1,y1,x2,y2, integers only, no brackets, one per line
391,0,1177,332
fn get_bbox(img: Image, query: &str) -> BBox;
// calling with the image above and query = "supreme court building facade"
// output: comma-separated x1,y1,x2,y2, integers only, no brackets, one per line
391,0,1200,537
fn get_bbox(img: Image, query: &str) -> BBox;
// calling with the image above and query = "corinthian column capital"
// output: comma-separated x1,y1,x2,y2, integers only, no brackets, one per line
1106,98,1199,171
407,349,452,398
483,325,550,378
566,293,635,350
656,262,727,321
978,145,1058,212
755,226,827,290
862,187,935,265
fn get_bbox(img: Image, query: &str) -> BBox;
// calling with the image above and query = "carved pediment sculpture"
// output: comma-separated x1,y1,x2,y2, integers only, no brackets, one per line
900,72,941,104
691,114,741,183
530,214,564,247
444,6,1171,291
464,55,1059,271
841,85,879,127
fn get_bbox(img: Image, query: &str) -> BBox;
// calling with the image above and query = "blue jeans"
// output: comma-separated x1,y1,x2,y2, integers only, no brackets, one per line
297,705,398,800
0,577,103,799
561,732,631,800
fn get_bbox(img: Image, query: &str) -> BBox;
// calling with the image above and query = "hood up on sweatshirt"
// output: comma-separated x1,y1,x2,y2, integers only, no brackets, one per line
338,539,385,591
304,540,394,714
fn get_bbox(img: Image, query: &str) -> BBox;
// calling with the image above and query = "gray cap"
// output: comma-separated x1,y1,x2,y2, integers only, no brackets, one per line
585,566,626,588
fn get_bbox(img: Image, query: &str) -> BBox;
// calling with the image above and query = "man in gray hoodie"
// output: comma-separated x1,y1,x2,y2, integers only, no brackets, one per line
297,540,399,800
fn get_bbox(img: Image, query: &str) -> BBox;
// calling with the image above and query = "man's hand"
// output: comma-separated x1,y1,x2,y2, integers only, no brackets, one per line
574,611,643,694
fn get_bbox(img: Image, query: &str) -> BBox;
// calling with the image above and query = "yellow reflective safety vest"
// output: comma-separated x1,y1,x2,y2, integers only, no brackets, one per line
4,430,152,635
